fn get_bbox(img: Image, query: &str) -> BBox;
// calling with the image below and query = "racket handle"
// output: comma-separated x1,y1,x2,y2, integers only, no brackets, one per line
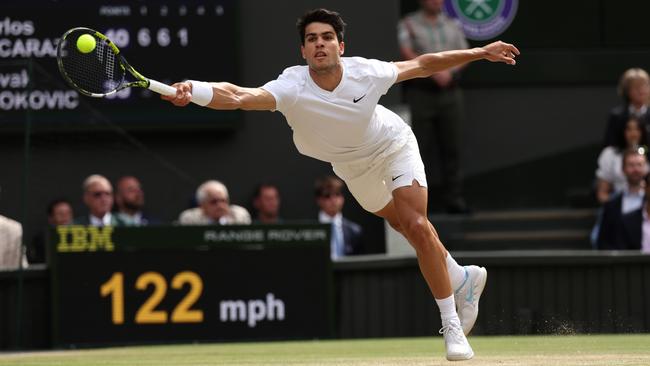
147,79,177,96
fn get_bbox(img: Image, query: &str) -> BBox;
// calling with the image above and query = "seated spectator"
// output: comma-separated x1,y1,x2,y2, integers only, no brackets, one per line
28,199,73,264
74,174,123,226
0,214,25,270
603,68,650,147
252,183,282,224
115,176,158,226
178,180,251,225
315,175,363,259
617,173,650,253
0,185,26,270
596,148,648,249
595,116,648,204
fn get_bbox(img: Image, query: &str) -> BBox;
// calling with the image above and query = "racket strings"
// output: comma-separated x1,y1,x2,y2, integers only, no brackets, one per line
58,30,125,95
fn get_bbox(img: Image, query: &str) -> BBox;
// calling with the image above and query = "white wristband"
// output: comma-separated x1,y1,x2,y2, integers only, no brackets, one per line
188,80,213,106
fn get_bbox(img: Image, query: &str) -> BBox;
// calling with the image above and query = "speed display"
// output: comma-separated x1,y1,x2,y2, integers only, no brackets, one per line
0,0,239,131
49,225,333,346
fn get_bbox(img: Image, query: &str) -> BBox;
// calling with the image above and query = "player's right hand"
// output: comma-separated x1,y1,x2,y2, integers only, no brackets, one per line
161,82,193,106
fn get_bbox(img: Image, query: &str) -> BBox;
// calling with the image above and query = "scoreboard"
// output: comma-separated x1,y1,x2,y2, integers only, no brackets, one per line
0,0,240,131
49,225,333,347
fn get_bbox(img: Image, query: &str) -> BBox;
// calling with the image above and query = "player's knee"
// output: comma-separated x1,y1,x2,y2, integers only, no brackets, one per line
403,215,430,247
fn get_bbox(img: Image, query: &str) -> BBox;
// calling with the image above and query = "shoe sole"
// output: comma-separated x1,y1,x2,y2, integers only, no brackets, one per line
447,350,475,361
464,266,487,336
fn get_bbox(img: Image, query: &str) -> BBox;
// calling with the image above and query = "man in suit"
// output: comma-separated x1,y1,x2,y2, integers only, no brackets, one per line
597,148,647,249
611,172,650,252
75,174,123,226
315,175,363,259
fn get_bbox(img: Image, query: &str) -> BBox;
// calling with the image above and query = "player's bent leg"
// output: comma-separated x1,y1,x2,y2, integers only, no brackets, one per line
390,181,473,361
377,194,486,338
391,181,452,298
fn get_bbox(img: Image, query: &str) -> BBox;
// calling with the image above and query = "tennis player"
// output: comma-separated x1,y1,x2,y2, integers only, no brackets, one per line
162,8,519,361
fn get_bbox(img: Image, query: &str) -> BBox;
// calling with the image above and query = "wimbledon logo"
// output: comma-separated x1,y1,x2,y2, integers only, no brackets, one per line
444,0,518,41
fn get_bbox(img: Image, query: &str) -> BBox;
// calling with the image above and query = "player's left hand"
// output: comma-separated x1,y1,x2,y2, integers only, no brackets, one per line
161,81,193,106
482,41,520,65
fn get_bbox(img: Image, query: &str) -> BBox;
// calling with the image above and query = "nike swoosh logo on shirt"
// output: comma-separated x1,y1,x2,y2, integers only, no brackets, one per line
353,94,366,103
391,174,405,181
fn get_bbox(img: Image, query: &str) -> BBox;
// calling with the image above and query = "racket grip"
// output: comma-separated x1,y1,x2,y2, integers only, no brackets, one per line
147,79,177,96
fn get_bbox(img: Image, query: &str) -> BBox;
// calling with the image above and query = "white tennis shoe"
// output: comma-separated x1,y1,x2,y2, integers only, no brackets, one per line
439,319,474,361
454,265,488,335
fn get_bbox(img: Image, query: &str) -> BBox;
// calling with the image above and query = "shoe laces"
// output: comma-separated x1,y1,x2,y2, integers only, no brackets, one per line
439,321,464,343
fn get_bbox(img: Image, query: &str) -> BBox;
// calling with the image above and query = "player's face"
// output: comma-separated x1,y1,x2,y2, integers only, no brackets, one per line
301,22,344,74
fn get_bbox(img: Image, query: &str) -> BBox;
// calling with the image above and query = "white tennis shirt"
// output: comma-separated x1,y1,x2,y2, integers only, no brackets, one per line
262,57,410,163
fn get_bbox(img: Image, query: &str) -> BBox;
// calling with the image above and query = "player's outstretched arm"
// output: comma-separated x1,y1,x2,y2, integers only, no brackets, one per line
161,81,276,111
394,40,520,83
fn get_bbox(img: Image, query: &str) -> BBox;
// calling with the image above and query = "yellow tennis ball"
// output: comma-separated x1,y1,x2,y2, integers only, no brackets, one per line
76,34,96,54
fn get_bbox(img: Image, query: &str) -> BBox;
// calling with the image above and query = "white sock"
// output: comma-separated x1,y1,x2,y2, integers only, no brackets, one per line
435,294,459,324
446,253,467,291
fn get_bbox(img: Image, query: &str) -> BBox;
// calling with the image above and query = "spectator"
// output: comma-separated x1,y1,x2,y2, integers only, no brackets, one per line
75,174,123,226
610,173,650,252
178,180,251,225
315,175,363,259
596,148,648,249
252,183,282,224
28,199,73,264
603,68,650,147
595,117,648,204
0,185,26,270
0,214,24,270
115,176,158,226
397,0,470,214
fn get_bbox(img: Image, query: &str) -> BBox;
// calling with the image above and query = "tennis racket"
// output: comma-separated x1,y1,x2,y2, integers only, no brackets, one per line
57,27,177,98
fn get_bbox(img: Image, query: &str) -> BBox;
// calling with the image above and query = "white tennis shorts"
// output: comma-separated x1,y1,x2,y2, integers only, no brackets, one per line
332,130,427,213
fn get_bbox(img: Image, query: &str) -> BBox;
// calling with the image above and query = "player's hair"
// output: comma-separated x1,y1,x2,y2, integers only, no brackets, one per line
196,180,229,204
296,8,346,45
618,68,650,102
